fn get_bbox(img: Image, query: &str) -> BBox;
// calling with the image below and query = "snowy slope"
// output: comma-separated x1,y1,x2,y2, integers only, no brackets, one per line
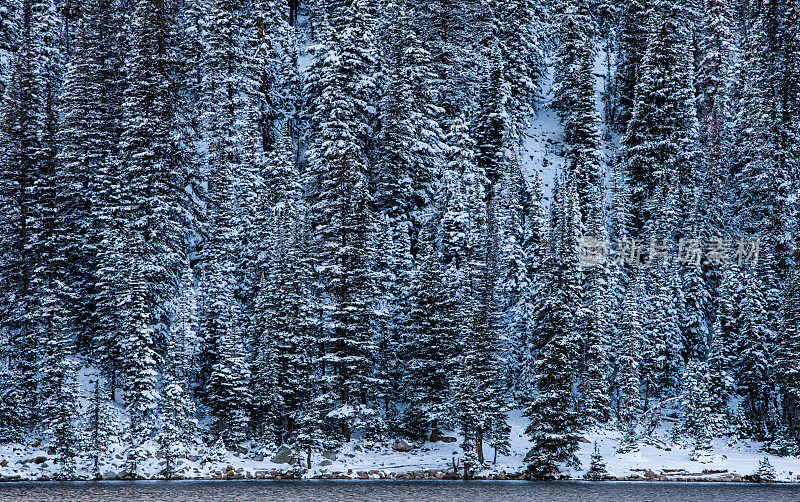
520,50,617,210
520,63,565,208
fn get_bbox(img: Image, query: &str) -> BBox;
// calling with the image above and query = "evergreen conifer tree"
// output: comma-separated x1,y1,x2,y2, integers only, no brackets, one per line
584,442,610,480
524,175,582,478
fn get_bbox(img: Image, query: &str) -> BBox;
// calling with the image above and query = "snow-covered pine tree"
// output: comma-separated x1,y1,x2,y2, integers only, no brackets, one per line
695,0,732,238
401,238,458,441
117,0,191,429
584,442,610,480
315,145,380,442
305,0,381,443
119,0,191,322
734,268,775,438
617,269,645,452
250,130,315,446
33,59,79,462
47,359,80,478
119,247,160,441
368,214,403,426
524,174,583,479
513,169,548,403
734,0,794,281
208,305,252,446
453,298,509,475
39,300,80,478
452,148,509,473
85,378,121,478
777,270,800,443
254,0,301,154
756,456,776,481
0,0,18,96
619,0,696,236
493,0,544,134
0,0,62,428
34,190,80,477
413,0,484,123
681,254,711,362
581,256,612,425
641,264,683,405
706,317,731,430
612,0,649,130
679,362,714,461
551,0,602,231
375,2,444,260
200,0,264,398
57,0,126,363
549,0,611,426
159,264,199,466
159,377,196,479
472,52,512,381
495,163,530,392
439,117,478,277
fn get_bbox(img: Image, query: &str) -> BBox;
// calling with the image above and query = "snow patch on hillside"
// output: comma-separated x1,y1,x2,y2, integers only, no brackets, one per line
520,63,565,209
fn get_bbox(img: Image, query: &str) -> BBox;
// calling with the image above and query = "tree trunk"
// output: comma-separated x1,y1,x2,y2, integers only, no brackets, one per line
289,0,299,26
307,446,312,469
429,420,440,442
110,371,116,401
476,429,484,465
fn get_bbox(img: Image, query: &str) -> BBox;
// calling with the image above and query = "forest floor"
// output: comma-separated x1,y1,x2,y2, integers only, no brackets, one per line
2,410,800,482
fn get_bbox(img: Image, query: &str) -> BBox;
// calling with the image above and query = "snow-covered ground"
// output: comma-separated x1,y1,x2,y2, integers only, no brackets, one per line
520,49,616,210
520,62,565,209
2,410,799,482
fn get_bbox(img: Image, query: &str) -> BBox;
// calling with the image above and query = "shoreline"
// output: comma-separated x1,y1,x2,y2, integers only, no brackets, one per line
0,469,789,484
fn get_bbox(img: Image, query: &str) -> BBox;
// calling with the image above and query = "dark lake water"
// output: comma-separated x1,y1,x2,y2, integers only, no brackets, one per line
2,480,800,502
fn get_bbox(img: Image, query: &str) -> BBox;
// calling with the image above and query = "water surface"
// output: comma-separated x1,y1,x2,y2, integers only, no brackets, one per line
2,479,800,502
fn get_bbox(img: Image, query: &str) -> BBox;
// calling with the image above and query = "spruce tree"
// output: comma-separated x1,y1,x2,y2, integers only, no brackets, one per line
250,131,315,446
0,0,56,426
696,0,732,237
117,0,191,434
641,264,683,405
777,271,800,443
735,268,775,437
680,362,714,461
706,318,731,430
735,0,794,279
375,2,444,257
0,0,18,96
617,270,645,451
613,0,648,130
120,250,160,441
494,0,544,133
57,0,125,354
200,0,263,398
159,265,198,461
619,0,697,236
524,176,582,478
306,0,381,442
452,150,508,472
584,442,611,480
401,240,458,440
84,379,120,479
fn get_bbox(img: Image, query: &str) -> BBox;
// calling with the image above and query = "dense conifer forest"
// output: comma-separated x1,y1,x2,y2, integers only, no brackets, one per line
0,0,799,480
